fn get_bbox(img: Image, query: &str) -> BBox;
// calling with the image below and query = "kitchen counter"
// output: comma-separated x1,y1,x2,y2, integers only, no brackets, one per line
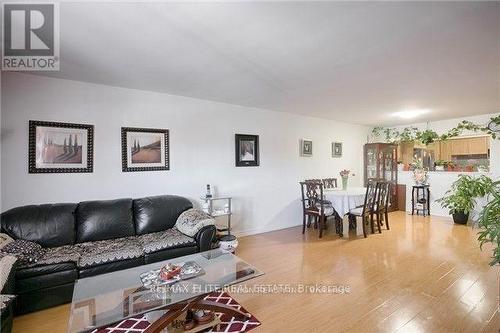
397,170,494,218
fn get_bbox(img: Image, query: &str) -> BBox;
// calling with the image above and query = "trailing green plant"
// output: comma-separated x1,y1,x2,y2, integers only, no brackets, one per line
372,114,500,145
434,160,447,166
436,175,494,214
477,181,500,266
416,129,440,145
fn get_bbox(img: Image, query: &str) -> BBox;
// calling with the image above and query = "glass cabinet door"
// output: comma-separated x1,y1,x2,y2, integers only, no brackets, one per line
382,146,396,182
366,146,378,180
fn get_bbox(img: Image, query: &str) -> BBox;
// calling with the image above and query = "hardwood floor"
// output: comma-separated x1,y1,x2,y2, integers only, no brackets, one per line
13,212,498,332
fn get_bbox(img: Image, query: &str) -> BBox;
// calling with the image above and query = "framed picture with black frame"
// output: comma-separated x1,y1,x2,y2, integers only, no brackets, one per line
300,138,313,157
235,134,259,167
332,142,342,158
28,120,94,173
121,127,169,172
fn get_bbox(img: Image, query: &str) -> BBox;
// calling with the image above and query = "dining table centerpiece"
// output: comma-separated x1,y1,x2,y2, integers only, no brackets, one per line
340,169,354,190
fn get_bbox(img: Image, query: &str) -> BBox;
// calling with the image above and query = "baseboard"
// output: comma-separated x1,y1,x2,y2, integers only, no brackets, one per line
234,222,302,237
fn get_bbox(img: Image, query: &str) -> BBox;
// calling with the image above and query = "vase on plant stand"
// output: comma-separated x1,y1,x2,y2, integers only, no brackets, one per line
341,176,348,190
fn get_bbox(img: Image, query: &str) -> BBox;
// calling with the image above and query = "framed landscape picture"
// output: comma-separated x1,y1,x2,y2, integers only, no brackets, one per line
300,139,313,157
29,120,94,173
235,134,259,167
121,127,169,172
332,142,342,157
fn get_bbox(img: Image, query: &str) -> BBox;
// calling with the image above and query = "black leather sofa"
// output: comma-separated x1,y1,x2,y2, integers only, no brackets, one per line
0,195,216,315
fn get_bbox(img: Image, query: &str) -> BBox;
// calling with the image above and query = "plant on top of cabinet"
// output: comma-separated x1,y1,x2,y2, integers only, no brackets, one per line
372,114,500,145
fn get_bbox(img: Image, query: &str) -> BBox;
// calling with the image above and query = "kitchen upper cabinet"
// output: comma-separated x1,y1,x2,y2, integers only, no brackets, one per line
440,140,452,161
451,138,469,155
449,136,489,156
467,137,489,155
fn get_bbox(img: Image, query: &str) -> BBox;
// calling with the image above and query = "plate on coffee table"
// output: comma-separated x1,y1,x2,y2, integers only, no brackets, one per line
139,261,205,288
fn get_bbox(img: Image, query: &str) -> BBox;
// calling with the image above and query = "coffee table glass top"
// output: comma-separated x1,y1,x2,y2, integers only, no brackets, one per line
68,249,263,333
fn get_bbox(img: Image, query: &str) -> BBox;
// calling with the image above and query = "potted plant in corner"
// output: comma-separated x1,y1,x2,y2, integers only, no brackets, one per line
477,180,500,265
437,175,494,224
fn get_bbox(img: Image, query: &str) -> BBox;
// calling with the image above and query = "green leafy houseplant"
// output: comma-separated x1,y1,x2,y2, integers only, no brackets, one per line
437,175,494,224
477,181,500,265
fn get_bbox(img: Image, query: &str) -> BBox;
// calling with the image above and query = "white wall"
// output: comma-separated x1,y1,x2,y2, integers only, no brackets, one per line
1,72,370,235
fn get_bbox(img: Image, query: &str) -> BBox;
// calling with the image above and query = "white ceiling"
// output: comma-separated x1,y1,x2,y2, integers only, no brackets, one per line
32,1,500,126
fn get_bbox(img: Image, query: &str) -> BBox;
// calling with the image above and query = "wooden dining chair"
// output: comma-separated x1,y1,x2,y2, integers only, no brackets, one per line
347,181,377,238
299,181,335,238
322,178,338,189
374,181,391,230
305,179,322,183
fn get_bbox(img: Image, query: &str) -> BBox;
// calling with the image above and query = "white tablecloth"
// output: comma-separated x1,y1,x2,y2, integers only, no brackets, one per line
323,187,367,238
323,187,366,216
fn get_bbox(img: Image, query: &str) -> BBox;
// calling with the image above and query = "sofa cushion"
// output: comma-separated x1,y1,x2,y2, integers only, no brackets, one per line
78,257,144,278
76,199,135,243
144,246,198,264
133,195,193,235
16,267,77,294
137,229,196,254
1,240,46,266
76,237,143,268
27,245,80,267
16,262,76,280
1,203,77,247
175,208,215,237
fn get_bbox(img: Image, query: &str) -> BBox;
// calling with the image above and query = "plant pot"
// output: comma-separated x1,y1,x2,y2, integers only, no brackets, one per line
452,211,469,224
435,165,444,171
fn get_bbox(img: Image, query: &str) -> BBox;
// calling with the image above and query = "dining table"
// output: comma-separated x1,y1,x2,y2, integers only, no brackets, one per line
322,187,367,238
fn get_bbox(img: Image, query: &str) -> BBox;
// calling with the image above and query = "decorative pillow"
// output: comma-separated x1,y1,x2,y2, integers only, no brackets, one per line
175,208,215,237
1,239,45,266
0,233,13,250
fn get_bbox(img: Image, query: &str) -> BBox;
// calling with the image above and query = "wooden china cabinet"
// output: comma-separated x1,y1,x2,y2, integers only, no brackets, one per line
364,143,398,211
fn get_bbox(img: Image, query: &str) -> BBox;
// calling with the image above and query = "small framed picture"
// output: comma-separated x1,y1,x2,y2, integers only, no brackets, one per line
121,127,169,172
300,139,313,157
29,120,94,173
235,134,259,167
332,142,342,158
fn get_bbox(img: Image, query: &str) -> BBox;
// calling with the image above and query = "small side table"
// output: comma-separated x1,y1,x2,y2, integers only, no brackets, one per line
201,197,238,252
412,185,430,216
201,197,232,235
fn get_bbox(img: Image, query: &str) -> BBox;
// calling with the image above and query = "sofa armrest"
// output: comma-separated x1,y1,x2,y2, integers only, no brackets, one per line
194,225,216,252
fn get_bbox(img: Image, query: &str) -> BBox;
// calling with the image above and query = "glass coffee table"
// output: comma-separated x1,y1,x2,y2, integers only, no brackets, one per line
68,249,263,333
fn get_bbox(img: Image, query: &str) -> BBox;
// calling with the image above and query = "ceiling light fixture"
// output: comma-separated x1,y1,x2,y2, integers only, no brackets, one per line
393,109,431,119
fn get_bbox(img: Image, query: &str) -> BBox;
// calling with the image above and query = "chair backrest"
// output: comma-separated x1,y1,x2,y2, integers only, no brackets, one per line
304,179,322,183
361,181,377,216
376,181,390,210
300,180,325,214
322,178,338,189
